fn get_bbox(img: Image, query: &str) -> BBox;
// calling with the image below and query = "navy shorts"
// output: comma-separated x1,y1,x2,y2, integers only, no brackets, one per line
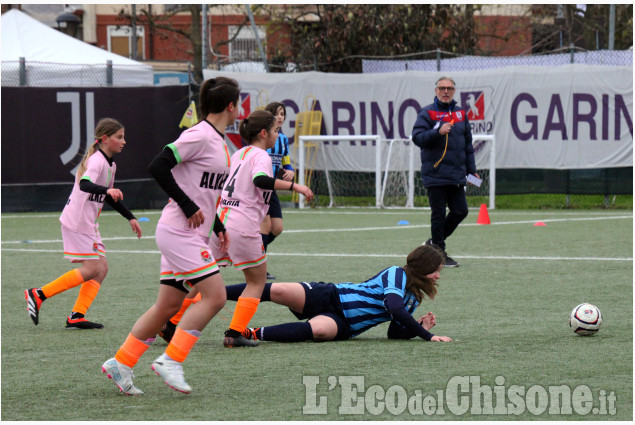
290,281,352,341
267,190,282,219
159,270,219,294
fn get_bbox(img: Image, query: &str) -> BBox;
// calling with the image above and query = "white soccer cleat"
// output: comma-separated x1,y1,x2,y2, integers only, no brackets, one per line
101,358,144,396
151,356,192,394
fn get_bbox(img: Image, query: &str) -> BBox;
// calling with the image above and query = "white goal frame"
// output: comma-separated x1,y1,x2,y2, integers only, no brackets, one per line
297,134,496,209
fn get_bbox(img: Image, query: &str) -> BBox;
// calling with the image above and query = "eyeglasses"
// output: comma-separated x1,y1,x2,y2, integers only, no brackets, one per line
436,86,455,92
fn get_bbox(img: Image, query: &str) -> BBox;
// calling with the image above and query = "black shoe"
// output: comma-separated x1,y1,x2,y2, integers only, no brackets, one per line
223,330,258,347
266,272,276,280
158,320,177,343
424,239,443,250
25,288,43,325
65,316,104,329
443,254,459,268
423,239,458,267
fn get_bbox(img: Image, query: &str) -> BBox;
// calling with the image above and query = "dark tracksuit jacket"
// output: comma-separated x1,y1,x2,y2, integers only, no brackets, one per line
411,97,477,188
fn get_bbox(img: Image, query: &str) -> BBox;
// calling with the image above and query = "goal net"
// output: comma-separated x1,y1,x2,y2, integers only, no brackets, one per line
296,134,495,209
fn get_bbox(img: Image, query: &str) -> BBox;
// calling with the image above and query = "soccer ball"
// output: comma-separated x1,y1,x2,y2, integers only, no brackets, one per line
569,303,602,336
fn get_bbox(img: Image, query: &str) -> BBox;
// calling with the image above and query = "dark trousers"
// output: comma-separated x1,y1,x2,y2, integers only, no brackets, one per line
427,185,468,250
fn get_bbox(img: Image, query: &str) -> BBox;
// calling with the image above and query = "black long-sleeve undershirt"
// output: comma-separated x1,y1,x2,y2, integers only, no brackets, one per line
384,293,435,341
253,174,290,191
148,148,200,218
147,147,225,236
79,179,136,221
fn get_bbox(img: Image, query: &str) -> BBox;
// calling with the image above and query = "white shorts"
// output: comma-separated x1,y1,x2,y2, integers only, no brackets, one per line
61,225,105,263
155,222,220,285
210,227,266,271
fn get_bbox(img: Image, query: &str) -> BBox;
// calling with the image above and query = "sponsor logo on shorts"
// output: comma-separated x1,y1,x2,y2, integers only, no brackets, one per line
200,248,212,263
93,242,99,253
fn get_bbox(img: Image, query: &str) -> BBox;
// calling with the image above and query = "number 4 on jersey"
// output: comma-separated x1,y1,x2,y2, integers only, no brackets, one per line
224,164,241,198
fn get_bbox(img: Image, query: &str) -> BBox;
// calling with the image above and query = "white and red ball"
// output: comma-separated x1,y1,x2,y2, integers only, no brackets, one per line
569,303,602,336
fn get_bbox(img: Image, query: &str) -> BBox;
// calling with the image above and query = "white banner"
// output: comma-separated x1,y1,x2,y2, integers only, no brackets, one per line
205,64,633,170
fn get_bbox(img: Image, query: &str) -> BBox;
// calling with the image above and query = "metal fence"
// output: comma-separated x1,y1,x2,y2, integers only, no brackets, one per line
362,46,633,73
1,59,154,87
201,46,633,74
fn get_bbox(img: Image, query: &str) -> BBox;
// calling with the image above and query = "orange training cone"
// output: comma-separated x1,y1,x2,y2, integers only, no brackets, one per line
476,204,490,225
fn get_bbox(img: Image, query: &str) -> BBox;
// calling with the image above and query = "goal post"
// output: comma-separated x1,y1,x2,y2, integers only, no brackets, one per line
298,135,381,209
378,134,496,210
296,134,495,209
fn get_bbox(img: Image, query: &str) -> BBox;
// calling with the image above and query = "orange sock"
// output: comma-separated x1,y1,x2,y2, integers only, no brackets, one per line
229,297,261,333
115,333,151,368
165,328,199,363
41,269,84,298
169,292,202,326
71,280,101,315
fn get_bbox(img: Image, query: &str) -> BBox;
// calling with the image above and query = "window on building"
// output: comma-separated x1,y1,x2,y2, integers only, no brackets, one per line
228,25,266,61
107,25,145,60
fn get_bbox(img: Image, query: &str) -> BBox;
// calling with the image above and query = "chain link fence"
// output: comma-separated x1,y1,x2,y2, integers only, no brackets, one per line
200,46,633,74
1,60,154,87
362,46,633,73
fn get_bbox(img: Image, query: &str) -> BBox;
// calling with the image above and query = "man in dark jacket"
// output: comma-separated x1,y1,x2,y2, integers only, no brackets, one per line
411,76,478,267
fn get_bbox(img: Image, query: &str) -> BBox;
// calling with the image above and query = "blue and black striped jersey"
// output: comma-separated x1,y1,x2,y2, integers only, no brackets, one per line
335,266,419,337
266,132,294,178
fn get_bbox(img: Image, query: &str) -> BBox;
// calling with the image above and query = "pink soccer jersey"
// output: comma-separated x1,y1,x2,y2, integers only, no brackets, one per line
158,120,231,238
218,146,273,234
60,150,115,235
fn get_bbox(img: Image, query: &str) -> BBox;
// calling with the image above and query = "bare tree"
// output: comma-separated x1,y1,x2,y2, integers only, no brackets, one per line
117,5,252,82
263,4,479,72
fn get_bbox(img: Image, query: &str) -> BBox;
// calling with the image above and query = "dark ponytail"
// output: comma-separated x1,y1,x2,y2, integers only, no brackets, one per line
199,76,240,116
239,110,275,145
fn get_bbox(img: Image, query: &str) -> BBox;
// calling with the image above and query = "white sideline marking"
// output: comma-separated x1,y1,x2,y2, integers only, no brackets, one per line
1,210,632,219
0,247,631,262
1,215,631,243
2,214,632,263
284,214,633,233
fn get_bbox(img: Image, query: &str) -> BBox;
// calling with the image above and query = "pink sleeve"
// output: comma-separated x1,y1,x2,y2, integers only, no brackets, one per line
82,154,104,184
251,150,273,179
171,127,206,164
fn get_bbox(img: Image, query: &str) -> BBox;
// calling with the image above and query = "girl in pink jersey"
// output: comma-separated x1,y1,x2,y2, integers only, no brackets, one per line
25,118,142,330
102,77,239,395
214,109,314,347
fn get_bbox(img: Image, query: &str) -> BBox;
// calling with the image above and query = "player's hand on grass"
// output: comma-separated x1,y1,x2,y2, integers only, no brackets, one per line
107,188,123,202
431,335,452,342
129,219,142,238
418,312,436,330
188,209,205,229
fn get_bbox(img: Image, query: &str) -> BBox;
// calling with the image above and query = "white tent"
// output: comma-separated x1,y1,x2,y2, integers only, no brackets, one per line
1,9,153,87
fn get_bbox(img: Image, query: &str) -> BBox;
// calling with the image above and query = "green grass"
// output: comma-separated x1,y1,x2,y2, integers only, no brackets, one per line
1,208,632,420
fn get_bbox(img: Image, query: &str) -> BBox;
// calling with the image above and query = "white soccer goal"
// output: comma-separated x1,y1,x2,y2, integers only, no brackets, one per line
297,134,496,209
